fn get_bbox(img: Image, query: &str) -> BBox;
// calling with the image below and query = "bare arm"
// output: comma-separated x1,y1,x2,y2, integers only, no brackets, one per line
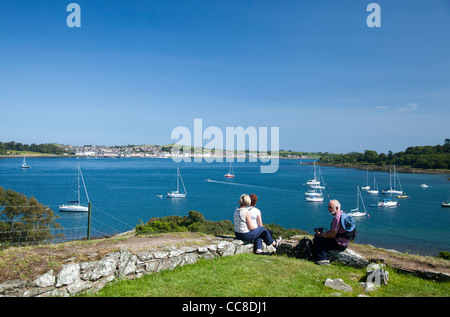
256,214,263,227
244,211,257,231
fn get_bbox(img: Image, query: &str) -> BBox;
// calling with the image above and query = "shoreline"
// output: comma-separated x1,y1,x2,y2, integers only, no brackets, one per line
2,155,449,175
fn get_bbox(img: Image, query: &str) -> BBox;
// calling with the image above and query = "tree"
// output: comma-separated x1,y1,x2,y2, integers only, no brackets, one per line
0,188,62,246
364,150,379,163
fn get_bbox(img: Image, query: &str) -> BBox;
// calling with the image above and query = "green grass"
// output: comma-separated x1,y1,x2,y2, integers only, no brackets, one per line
81,254,449,297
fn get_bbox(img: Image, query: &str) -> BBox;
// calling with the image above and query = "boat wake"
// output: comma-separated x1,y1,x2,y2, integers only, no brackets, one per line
205,179,298,193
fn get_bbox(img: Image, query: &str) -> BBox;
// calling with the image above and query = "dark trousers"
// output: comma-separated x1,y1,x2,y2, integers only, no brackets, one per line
235,227,274,251
312,236,346,261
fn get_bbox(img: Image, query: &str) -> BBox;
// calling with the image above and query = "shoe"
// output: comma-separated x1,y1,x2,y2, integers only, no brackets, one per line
255,249,263,255
314,259,330,266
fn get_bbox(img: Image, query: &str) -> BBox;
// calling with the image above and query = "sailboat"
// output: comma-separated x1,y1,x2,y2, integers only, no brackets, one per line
348,185,367,217
224,162,235,178
381,165,403,195
59,162,90,212
21,156,31,169
306,161,326,189
361,169,370,190
366,177,379,195
167,167,187,198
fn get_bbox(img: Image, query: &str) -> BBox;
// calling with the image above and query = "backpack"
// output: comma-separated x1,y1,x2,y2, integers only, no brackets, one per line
336,213,357,240
293,236,314,260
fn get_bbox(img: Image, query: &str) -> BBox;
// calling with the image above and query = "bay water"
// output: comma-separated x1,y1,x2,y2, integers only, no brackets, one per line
1,157,449,256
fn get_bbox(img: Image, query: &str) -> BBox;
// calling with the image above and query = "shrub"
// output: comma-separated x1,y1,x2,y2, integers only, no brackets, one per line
438,251,450,260
135,211,307,238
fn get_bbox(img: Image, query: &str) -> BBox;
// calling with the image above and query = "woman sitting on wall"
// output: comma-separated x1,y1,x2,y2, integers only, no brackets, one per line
234,194,282,254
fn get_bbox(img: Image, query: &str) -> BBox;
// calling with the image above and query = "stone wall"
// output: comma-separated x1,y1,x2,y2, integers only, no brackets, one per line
0,238,255,297
0,237,373,297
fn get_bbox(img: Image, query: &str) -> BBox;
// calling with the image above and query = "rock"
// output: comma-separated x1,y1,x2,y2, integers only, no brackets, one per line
360,282,377,292
328,249,369,268
34,270,55,288
324,278,353,292
366,263,389,286
0,279,28,294
56,263,80,287
117,249,137,278
81,254,117,281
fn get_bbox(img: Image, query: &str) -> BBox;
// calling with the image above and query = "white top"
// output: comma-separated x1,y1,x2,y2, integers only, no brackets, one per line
234,207,250,233
248,206,261,228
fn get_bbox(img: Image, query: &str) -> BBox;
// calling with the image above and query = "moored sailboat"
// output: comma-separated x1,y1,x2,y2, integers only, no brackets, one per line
59,162,89,212
381,165,403,195
224,162,235,178
348,185,367,217
366,177,379,195
167,167,187,198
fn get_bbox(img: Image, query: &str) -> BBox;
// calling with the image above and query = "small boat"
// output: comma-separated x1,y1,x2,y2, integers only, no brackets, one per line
348,185,367,217
21,156,31,169
304,190,322,197
420,184,429,188
397,195,409,199
305,195,324,202
59,162,89,212
361,169,370,190
305,187,323,202
167,167,187,198
442,201,450,207
366,177,379,195
224,162,235,178
376,198,397,207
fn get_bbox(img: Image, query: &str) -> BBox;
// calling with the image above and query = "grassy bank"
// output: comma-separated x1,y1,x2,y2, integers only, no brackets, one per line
81,253,449,297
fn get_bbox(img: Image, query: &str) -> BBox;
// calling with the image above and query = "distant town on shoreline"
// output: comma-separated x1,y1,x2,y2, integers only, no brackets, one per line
0,141,315,159
1,140,449,173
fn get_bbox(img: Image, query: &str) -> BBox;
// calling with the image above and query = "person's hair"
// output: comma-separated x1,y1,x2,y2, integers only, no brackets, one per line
329,199,341,210
239,194,251,207
250,194,257,206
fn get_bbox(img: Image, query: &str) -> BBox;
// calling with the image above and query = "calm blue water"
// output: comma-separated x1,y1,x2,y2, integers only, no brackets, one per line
1,157,449,256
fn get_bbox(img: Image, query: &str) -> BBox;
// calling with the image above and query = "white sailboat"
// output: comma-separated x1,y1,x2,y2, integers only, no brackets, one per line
381,165,403,195
366,177,379,195
59,162,89,212
21,156,31,169
306,161,320,186
167,167,187,198
361,169,370,190
348,185,367,217
224,162,235,178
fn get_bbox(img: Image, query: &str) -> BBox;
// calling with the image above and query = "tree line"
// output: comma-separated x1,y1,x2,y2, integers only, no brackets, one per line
319,139,450,170
0,141,65,155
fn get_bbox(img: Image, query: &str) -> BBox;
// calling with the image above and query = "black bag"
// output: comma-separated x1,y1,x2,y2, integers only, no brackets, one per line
293,236,314,260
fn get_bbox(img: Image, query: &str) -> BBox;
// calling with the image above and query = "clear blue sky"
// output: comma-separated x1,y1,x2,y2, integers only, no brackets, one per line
0,0,449,154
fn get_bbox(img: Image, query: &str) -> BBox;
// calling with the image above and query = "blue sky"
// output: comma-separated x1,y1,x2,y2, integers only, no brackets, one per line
0,0,449,153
